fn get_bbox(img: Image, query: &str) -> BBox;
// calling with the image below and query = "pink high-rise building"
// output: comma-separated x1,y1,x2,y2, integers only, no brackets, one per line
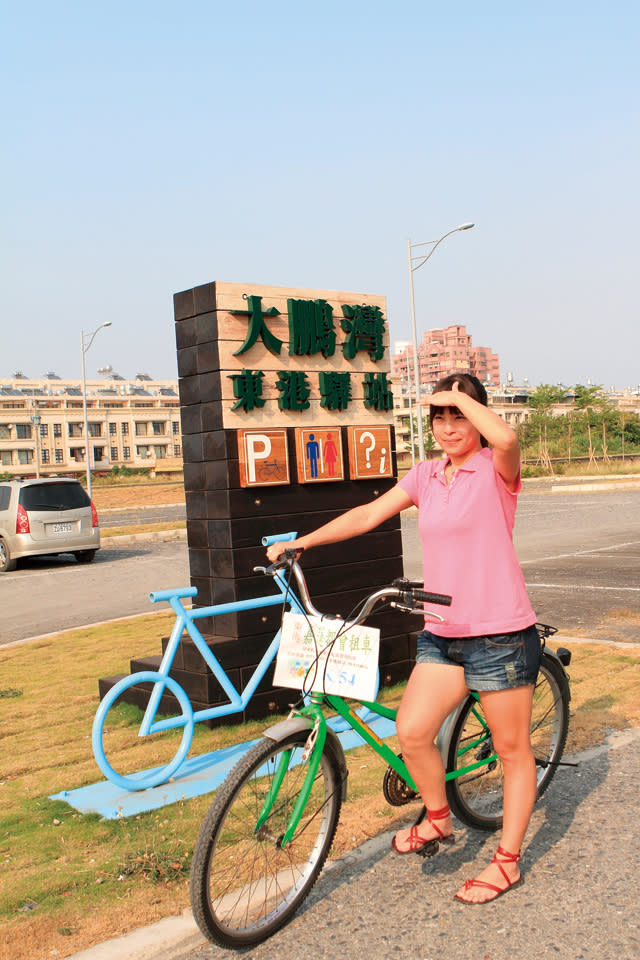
392,325,500,389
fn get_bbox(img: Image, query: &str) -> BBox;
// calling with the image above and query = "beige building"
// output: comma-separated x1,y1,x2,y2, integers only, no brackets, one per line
0,373,182,478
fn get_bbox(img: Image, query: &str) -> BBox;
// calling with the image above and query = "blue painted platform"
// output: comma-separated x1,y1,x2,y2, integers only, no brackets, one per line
51,709,397,819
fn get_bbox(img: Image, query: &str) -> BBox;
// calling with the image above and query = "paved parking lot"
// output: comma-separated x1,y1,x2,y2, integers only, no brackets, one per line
401,485,640,641
518,487,640,639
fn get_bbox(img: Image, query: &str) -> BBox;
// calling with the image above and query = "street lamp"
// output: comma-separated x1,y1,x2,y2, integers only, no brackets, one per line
81,322,112,498
30,407,41,479
407,222,475,461
401,367,416,466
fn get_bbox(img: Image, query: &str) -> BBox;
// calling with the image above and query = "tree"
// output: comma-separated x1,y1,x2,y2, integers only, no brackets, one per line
527,385,566,472
600,404,616,463
573,384,604,468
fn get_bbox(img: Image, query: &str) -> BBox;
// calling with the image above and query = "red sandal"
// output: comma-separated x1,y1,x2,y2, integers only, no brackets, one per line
391,804,455,857
454,845,523,904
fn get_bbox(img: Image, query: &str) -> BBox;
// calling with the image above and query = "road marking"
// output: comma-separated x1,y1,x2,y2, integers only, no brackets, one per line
520,539,640,564
527,582,640,593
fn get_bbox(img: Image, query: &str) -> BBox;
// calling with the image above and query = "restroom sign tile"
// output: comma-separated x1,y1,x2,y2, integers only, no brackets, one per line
294,428,345,484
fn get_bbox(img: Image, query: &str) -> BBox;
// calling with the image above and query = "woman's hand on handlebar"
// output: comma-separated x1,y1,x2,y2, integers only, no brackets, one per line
265,541,304,564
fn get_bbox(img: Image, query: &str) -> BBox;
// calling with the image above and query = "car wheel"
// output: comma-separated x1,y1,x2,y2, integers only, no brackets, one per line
0,537,17,573
74,550,97,564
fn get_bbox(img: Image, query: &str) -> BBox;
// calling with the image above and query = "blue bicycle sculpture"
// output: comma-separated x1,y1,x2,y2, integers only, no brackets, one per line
92,532,305,791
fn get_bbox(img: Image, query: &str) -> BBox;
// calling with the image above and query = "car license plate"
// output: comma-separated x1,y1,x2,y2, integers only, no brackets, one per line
52,522,73,534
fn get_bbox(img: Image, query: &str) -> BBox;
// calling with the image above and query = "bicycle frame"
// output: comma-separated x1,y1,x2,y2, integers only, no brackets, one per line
143,575,305,734
260,637,572,845
259,688,493,847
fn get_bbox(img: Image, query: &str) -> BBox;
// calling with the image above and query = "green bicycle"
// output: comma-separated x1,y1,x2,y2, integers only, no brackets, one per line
190,553,571,948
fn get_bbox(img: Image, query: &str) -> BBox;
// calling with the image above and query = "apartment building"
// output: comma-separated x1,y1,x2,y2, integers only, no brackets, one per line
391,324,500,389
0,373,182,478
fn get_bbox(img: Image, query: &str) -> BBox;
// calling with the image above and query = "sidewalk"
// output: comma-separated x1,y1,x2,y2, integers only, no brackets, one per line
68,727,640,960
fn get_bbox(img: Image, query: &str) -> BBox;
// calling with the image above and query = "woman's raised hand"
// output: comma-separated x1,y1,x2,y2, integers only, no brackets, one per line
265,541,302,564
426,380,462,408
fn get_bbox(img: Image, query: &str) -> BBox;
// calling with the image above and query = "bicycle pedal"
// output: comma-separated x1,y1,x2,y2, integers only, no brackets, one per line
417,834,455,859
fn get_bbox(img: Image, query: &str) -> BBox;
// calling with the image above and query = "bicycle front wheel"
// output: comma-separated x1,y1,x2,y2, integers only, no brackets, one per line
446,650,570,831
190,730,343,948
92,671,194,791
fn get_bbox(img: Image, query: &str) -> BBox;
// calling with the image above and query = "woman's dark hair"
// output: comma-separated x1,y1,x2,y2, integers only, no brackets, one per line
429,372,489,448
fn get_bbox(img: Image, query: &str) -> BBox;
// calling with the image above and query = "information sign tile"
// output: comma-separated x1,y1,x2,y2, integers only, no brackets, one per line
347,425,393,479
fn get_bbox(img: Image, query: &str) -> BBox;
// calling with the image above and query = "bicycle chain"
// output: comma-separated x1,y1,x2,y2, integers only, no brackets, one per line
382,755,418,806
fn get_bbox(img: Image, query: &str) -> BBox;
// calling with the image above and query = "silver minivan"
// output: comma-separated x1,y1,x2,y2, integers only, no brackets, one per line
0,478,100,572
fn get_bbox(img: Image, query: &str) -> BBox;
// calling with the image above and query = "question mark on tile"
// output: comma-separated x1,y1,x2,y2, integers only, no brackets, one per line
360,431,376,469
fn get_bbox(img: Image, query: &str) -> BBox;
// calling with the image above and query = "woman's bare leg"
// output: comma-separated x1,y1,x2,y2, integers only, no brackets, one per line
455,684,536,902
393,662,468,850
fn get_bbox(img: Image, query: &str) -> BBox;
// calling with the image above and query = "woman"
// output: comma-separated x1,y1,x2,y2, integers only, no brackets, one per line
266,373,539,904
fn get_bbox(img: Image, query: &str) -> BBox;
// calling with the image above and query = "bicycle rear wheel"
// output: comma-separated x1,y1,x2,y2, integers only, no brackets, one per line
190,730,343,948
445,650,570,831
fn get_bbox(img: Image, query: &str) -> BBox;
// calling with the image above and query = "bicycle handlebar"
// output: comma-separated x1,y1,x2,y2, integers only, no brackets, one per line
261,532,298,547
405,588,452,606
258,556,452,628
396,578,451,605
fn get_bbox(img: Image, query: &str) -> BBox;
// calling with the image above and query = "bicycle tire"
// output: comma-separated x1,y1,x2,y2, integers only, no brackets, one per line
92,671,195,791
445,650,570,831
190,730,343,947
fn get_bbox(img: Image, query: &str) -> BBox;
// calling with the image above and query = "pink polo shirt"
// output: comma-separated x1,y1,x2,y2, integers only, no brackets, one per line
398,448,536,638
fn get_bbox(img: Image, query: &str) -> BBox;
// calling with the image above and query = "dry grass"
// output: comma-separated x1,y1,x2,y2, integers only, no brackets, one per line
556,638,640,750
555,460,640,477
91,481,185,512
1,622,638,960
522,460,640,479
567,608,640,644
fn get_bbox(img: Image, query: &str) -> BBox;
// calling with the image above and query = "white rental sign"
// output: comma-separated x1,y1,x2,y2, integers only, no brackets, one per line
274,612,381,702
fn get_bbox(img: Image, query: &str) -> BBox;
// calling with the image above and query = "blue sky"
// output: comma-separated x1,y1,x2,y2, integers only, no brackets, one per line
2,2,638,389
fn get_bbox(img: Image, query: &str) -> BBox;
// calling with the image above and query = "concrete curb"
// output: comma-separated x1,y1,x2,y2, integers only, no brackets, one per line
551,479,640,493
102,528,186,546
67,912,203,960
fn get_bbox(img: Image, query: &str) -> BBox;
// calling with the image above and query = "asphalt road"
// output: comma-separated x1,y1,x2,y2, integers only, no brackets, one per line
2,486,639,645
0,537,189,645
400,486,640,638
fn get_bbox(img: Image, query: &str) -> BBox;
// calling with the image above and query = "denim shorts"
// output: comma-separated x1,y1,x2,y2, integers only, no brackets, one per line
415,624,541,691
